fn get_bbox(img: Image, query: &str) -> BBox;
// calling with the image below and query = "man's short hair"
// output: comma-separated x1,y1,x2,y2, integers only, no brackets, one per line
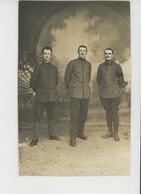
42,47,52,53
104,48,114,54
78,45,87,52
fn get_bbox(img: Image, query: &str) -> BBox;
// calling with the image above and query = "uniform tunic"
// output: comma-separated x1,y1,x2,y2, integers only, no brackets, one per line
96,61,124,98
30,61,59,102
64,58,91,99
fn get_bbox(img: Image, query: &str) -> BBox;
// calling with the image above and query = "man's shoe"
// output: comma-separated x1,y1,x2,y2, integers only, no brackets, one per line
70,138,76,146
102,132,114,138
77,134,88,140
49,135,61,141
30,138,38,147
114,134,120,141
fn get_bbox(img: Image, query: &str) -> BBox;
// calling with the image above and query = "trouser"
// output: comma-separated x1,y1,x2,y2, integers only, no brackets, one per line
70,97,89,139
32,101,56,138
100,97,121,134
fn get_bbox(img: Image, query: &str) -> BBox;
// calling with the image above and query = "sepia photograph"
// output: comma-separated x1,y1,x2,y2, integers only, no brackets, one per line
18,0,131,176
0,0,140,194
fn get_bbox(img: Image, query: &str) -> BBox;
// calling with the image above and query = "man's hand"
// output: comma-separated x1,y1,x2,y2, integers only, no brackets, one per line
121,81,128,88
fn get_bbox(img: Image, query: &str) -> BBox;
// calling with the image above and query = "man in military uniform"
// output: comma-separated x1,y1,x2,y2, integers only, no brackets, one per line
30,47,60,147
64,45,91,146
96,48,126,141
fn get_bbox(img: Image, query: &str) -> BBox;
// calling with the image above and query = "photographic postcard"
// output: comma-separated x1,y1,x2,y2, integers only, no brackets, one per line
0,0,140,194
18,0,131,176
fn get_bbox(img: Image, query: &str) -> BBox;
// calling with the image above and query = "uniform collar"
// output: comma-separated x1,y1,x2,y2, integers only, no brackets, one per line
78,57,86,61
105,60,113,65
43,61,51,66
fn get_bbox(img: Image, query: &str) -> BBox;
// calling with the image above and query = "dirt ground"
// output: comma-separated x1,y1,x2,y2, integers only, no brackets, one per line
19,107,130,176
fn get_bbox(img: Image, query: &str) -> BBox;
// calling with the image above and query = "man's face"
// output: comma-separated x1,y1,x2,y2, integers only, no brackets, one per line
43,49,52,62
78,47,87,59
104,50,114,61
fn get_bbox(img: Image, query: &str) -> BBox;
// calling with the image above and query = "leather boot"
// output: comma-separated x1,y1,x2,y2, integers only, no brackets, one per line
70,138,76,146
102,114,113,138
47,120,60,141
77,131,87,140
33,121,40,139
113,113,120,141
30,121,39,146
30,138,38,147
70,127,76,146
102,131,114,138
114,128,120,141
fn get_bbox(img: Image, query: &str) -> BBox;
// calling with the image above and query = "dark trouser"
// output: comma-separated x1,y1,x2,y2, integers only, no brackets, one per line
32,101,56,139
100,97,121,134
70,97,89,139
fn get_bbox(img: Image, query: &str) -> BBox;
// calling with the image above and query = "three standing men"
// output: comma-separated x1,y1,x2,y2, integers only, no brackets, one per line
64,45,91,146
96,48,125,141
29,46,126,146
30,47,60,147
